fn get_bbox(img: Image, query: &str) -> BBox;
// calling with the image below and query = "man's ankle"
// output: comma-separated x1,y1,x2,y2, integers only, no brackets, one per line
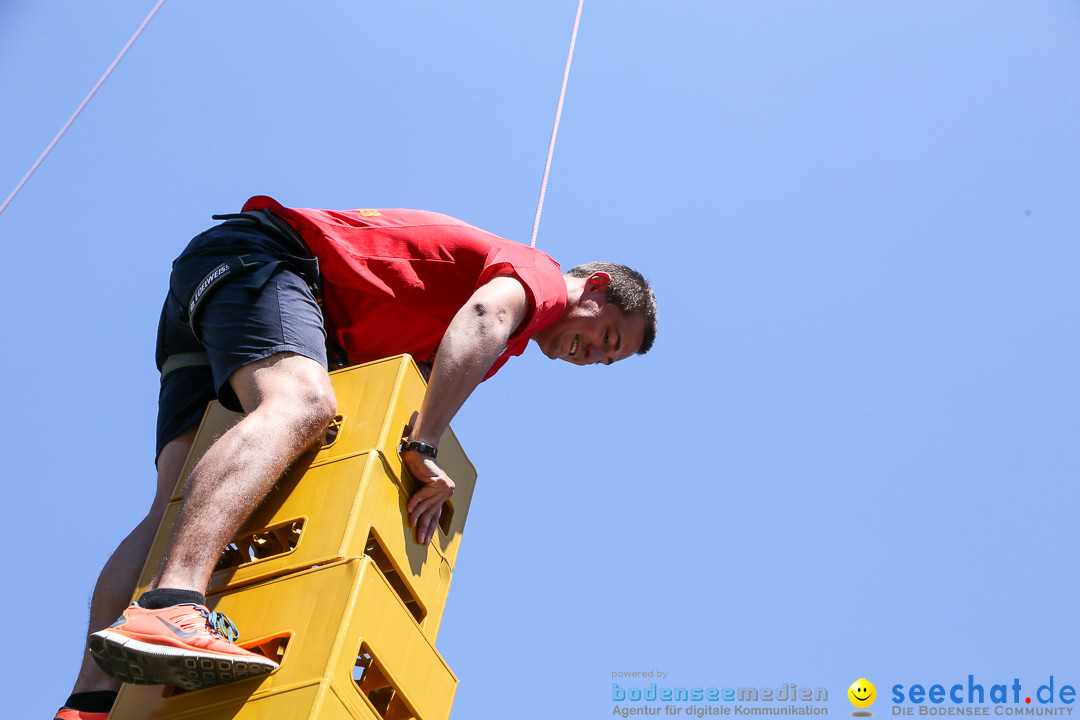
135,587,207,609
63,690,117,713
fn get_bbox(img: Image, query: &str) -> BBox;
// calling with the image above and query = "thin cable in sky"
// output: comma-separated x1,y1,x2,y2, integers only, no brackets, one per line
529,0,585,248
0,0,167,219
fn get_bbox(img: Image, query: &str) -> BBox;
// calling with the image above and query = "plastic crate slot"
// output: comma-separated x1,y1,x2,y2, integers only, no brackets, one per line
215,519,304,572
160,632,291,699
437,500,453,536
245,632,292,664
322,414,346,448
363,531,425,623
353,643,418,720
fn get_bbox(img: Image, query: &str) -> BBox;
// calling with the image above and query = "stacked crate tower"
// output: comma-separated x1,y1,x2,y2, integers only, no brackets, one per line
109,355,477,720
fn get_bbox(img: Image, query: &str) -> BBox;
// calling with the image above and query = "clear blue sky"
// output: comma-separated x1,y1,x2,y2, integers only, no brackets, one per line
2,1,1078,718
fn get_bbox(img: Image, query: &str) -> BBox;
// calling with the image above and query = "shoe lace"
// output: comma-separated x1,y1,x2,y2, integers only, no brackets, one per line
195,605,240,643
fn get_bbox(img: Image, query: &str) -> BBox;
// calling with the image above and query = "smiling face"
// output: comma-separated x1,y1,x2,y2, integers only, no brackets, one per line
848,679,876,709
532,272,646,366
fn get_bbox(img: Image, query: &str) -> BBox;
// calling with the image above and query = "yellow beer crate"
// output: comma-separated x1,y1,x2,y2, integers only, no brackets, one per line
111,558,457,720
115,681,378,720
170,356,475,568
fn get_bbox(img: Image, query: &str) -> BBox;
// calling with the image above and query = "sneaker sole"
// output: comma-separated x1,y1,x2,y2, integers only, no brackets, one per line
88,629,278,691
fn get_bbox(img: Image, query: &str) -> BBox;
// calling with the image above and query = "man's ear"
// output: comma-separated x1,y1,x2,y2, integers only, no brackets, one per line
586,272,612,293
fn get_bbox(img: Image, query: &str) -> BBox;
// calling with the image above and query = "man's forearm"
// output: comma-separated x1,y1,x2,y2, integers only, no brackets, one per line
402,276,528,545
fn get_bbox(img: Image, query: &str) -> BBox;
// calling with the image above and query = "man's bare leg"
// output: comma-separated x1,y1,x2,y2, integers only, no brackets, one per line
153,352,335,593
68,426,197,696
84,353,335,692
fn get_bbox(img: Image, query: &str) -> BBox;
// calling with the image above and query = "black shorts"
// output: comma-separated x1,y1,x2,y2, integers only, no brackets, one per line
155,220,328,459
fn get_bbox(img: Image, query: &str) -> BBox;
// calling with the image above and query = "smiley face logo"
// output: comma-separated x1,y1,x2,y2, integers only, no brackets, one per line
848,678,876,708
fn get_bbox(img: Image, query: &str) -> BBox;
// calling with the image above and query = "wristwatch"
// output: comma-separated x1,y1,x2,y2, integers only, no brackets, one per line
400,440,438,459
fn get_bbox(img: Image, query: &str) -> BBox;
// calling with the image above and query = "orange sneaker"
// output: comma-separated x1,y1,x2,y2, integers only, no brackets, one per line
53,709,108,720
88,603,278,691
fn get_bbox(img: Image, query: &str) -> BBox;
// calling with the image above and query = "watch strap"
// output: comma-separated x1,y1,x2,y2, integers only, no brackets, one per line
401,440,438,459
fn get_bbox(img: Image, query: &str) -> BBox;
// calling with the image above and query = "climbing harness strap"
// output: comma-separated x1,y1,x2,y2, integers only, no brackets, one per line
179,212,321,333
159,351,211,380
211,209,310,258
183,253,280,330
160,212,322,382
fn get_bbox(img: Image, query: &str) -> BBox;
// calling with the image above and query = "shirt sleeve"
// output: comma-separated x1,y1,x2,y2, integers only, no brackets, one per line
478,244,567,380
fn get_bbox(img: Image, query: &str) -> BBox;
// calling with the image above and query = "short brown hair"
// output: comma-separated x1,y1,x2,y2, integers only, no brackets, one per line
566,262,658,354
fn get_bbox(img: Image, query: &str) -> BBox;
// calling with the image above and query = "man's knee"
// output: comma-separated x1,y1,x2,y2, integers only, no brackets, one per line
230,353,337,443
291,375,338,438
261,381,336,453
284,356,337,424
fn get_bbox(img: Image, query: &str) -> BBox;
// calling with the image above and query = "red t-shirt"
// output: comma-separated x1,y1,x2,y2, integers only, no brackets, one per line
242,196,567,379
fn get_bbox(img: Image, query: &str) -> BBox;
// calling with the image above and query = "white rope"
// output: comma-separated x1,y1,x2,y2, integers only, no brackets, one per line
529,0,585,248
0,0,167,219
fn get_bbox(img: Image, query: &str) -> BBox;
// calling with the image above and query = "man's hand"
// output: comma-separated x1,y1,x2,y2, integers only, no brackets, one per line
403,450,456,545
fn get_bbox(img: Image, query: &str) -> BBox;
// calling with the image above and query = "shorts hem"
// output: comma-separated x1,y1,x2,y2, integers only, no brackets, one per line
213,344,329,395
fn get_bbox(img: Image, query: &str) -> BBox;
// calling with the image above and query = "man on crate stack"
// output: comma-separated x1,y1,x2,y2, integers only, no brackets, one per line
55,197,658,719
